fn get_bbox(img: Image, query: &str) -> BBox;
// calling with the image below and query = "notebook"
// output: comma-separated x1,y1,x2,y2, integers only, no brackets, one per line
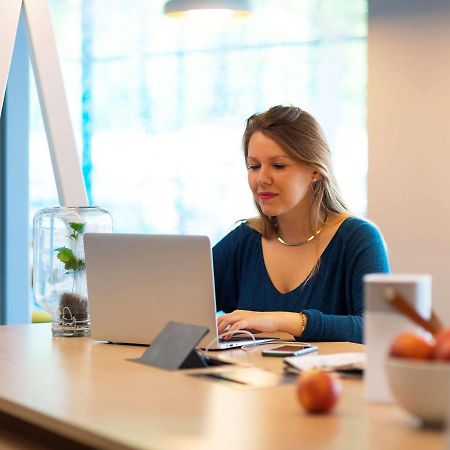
84,233,277,350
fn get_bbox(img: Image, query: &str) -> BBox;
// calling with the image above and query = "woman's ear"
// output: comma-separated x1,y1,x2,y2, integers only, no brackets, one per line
311,170,322,182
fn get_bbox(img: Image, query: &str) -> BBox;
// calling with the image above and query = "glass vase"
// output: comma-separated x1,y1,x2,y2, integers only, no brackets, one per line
33,206,113,337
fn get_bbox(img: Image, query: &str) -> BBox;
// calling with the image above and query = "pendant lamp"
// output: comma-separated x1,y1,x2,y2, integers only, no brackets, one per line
164,0,252,18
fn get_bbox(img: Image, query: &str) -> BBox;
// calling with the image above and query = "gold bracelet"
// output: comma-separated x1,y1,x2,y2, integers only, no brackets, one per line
299,312,306,336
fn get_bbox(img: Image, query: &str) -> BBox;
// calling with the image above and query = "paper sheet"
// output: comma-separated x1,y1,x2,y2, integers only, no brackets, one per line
284,352,366,373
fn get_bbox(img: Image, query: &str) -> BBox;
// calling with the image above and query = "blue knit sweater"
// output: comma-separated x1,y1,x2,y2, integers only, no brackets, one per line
212,217,390,343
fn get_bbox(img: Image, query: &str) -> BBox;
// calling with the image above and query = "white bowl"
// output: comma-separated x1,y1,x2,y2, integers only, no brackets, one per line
385,357,450,426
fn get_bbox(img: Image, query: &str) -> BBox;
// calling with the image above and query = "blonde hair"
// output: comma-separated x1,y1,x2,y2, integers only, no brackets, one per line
243,105,349,237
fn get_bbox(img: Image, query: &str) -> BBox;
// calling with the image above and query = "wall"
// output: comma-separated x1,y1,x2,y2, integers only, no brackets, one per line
368,1,450,318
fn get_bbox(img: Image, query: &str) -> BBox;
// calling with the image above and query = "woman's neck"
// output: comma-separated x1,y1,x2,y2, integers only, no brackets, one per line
275,212,317,244
275,212,350,243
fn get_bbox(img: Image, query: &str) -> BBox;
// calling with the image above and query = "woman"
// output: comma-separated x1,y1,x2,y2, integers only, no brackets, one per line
214,105,389,343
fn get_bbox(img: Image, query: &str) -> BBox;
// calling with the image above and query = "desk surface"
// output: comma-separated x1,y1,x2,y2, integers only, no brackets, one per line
0,324,444,450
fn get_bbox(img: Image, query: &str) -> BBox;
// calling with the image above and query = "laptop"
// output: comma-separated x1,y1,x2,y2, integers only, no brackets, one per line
84,233,277,350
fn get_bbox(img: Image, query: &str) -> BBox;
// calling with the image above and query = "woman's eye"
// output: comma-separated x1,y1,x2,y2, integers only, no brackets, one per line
247,164,260,171
273,164,286,170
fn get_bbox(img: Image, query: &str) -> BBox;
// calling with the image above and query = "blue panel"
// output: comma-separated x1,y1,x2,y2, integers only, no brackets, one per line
1,13,30,324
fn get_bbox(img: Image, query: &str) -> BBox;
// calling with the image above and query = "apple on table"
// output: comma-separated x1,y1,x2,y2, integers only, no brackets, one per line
296,370,342,414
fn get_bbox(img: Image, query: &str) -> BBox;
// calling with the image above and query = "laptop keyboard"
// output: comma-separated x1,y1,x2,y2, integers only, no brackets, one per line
220,335,277,342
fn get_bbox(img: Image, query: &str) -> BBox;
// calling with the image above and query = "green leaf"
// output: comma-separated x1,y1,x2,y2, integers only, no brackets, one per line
55,246,74,262
69,222,85,234
55,246,85,272
68,222,85,240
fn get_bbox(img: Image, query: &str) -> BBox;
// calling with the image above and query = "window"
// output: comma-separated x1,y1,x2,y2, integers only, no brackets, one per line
29,0,367,308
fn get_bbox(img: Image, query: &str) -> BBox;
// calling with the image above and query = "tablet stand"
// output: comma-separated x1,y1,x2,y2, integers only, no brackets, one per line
137,321,209,370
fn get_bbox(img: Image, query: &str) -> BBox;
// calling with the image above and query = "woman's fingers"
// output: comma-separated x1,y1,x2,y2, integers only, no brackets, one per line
217,312,246,336
217,310,281,339
217,315,232,335
217,310,298,337
221,320,248,340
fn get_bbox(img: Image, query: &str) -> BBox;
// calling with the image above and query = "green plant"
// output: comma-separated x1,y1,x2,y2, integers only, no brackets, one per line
55,222,86,272
54,222,88,325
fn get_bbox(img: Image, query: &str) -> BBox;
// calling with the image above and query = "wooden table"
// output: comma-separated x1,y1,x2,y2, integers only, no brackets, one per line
0,324,444,450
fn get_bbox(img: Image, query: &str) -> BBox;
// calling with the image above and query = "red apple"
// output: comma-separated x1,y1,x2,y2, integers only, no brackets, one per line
433,328,450,360
389,331,434,360
296,370,342,413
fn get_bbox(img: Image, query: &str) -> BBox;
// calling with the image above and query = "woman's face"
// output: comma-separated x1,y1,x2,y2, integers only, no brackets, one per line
246,131,316,220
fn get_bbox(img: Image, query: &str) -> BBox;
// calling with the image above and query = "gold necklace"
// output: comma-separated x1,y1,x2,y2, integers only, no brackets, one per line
275,217,327,247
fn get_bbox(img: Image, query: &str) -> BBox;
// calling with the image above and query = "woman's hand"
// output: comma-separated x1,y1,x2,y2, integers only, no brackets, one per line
217,310,304,339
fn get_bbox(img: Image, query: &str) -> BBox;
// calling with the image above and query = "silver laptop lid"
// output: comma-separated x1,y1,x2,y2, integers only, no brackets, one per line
84,233,219,348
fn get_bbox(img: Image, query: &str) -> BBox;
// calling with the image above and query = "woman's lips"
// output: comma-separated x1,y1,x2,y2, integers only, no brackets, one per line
258,192,277,200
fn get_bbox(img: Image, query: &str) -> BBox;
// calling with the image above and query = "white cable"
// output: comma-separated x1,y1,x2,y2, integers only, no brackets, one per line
201,329,257,364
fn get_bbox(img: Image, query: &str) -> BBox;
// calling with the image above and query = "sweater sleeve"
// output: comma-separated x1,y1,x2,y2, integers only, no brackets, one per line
298,220,390,343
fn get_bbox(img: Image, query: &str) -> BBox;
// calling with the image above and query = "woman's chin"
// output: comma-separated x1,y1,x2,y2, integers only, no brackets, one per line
257,203,279,217
260,208,278,217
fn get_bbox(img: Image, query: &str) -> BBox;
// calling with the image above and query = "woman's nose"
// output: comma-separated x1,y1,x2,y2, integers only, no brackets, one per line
258,166,272,185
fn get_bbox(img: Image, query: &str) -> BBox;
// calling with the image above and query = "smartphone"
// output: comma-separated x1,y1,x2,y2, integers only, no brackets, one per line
262,344,318,357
